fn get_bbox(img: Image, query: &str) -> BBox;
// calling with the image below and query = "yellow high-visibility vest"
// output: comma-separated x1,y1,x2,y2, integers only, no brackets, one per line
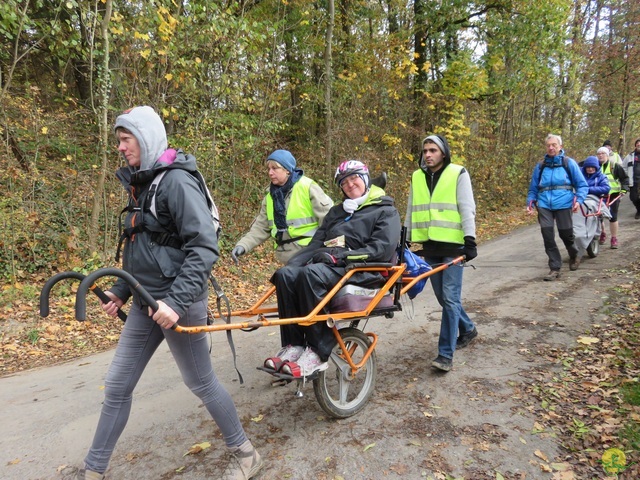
266,176,317,247
602,162,621,194
410,164,464,244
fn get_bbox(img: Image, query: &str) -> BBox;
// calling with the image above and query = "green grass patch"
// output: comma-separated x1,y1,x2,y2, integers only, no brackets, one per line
621,382,640,406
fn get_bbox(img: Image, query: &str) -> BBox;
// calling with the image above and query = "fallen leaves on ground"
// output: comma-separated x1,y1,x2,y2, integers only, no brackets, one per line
0,248,276,376
523,262,640,479
183,442,211,456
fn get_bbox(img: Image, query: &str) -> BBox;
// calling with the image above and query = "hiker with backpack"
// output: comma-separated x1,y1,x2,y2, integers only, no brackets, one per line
75,106,262,480
527,134,589,280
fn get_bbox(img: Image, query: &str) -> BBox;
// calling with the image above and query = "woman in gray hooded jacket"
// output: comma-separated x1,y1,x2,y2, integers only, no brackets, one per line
76,106,262,480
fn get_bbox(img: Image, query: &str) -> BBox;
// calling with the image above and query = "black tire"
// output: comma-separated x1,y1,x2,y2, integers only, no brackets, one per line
313,327,377,418
586,237,599,258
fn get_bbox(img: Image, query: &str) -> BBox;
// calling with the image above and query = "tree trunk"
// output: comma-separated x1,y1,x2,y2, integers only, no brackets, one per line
324,0,334,177
88,0,113,253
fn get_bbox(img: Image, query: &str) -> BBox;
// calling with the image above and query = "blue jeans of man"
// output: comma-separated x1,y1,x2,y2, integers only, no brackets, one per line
424,256,475,360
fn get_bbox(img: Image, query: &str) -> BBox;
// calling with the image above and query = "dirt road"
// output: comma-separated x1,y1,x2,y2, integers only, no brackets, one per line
2,200,639,480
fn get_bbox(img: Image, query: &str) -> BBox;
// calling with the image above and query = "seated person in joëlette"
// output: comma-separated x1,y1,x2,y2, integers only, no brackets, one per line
264,160,402,378
581,155,610,198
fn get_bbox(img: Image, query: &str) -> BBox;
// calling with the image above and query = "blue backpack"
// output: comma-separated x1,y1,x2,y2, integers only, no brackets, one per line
401,248,432,299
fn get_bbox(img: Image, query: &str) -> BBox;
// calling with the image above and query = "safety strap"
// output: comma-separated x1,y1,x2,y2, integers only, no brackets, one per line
539,185,573,192
115,181,184,261
275,234,306,246
209,274,244,384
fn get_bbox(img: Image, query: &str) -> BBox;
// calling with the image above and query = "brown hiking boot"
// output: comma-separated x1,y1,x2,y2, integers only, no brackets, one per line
544,270,561,281
569,256,580,271
75,469,104,480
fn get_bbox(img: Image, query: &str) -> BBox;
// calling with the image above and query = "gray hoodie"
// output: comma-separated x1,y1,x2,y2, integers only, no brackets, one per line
114,105,168,171
110,107,218,317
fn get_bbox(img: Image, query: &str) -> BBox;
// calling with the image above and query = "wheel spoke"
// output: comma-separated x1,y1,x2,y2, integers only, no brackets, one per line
338,375,350,405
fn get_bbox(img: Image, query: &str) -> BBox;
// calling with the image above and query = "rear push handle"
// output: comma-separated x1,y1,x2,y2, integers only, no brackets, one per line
40,271,127,322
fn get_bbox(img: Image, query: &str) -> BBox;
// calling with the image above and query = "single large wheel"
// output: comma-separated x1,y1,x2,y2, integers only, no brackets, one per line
313,327,377,418
586,236,599,258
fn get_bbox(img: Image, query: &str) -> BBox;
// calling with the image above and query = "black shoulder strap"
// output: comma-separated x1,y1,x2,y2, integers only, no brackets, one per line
538,158,572,185
563,157,572,183
115,169,180,260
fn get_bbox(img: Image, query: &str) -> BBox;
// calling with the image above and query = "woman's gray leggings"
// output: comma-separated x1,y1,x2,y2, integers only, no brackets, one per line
84,300,247,474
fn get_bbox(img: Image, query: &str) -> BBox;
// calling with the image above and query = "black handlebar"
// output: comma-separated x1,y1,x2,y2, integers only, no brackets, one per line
76,268,158,321
40,271,127,322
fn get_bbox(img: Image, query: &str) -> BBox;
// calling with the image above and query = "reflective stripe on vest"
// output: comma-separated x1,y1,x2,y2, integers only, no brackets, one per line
266,176,317,247
410,164,464,244
602,162,621,193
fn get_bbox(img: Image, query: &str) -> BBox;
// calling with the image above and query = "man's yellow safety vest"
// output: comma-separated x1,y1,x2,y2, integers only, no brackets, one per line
410,164,464,244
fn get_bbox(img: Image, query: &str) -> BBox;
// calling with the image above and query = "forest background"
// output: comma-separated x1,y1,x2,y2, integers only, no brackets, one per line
1,1,640,345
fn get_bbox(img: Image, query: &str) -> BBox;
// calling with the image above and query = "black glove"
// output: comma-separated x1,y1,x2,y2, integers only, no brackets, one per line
231,245,245,264
311,251,345,267
463,236,477,261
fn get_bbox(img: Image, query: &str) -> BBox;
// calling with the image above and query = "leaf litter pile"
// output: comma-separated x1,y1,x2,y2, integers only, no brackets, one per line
520,263,640,479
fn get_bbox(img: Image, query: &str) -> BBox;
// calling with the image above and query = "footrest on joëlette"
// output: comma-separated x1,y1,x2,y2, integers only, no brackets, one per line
256,366,319,382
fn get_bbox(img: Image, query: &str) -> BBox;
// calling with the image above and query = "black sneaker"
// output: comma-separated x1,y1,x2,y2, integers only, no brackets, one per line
456,327,478,349
636,212,640,220
431,355,452,372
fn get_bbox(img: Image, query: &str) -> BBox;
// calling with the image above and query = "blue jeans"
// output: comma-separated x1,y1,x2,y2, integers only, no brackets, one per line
84,300,247,474
424,256,475,359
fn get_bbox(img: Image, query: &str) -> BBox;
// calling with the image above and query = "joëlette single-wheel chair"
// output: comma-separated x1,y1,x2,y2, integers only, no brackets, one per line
572,193,616,259
40,245,464,419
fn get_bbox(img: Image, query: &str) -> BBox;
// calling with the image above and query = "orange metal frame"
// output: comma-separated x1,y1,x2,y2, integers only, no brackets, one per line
173,256,465,377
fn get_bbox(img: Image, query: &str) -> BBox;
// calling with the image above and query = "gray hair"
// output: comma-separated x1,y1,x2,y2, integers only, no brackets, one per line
546,133,562,146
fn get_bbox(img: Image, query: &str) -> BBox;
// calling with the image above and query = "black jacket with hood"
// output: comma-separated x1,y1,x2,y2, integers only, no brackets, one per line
110,106,218,317
287,184,401,268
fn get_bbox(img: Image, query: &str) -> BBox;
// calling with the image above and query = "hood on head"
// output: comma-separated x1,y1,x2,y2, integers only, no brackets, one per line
420,134,451,168
583,156,599,170
114,106,167,171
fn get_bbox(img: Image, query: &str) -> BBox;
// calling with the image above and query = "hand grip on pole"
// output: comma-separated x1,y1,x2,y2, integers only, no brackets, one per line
75,268,158,322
